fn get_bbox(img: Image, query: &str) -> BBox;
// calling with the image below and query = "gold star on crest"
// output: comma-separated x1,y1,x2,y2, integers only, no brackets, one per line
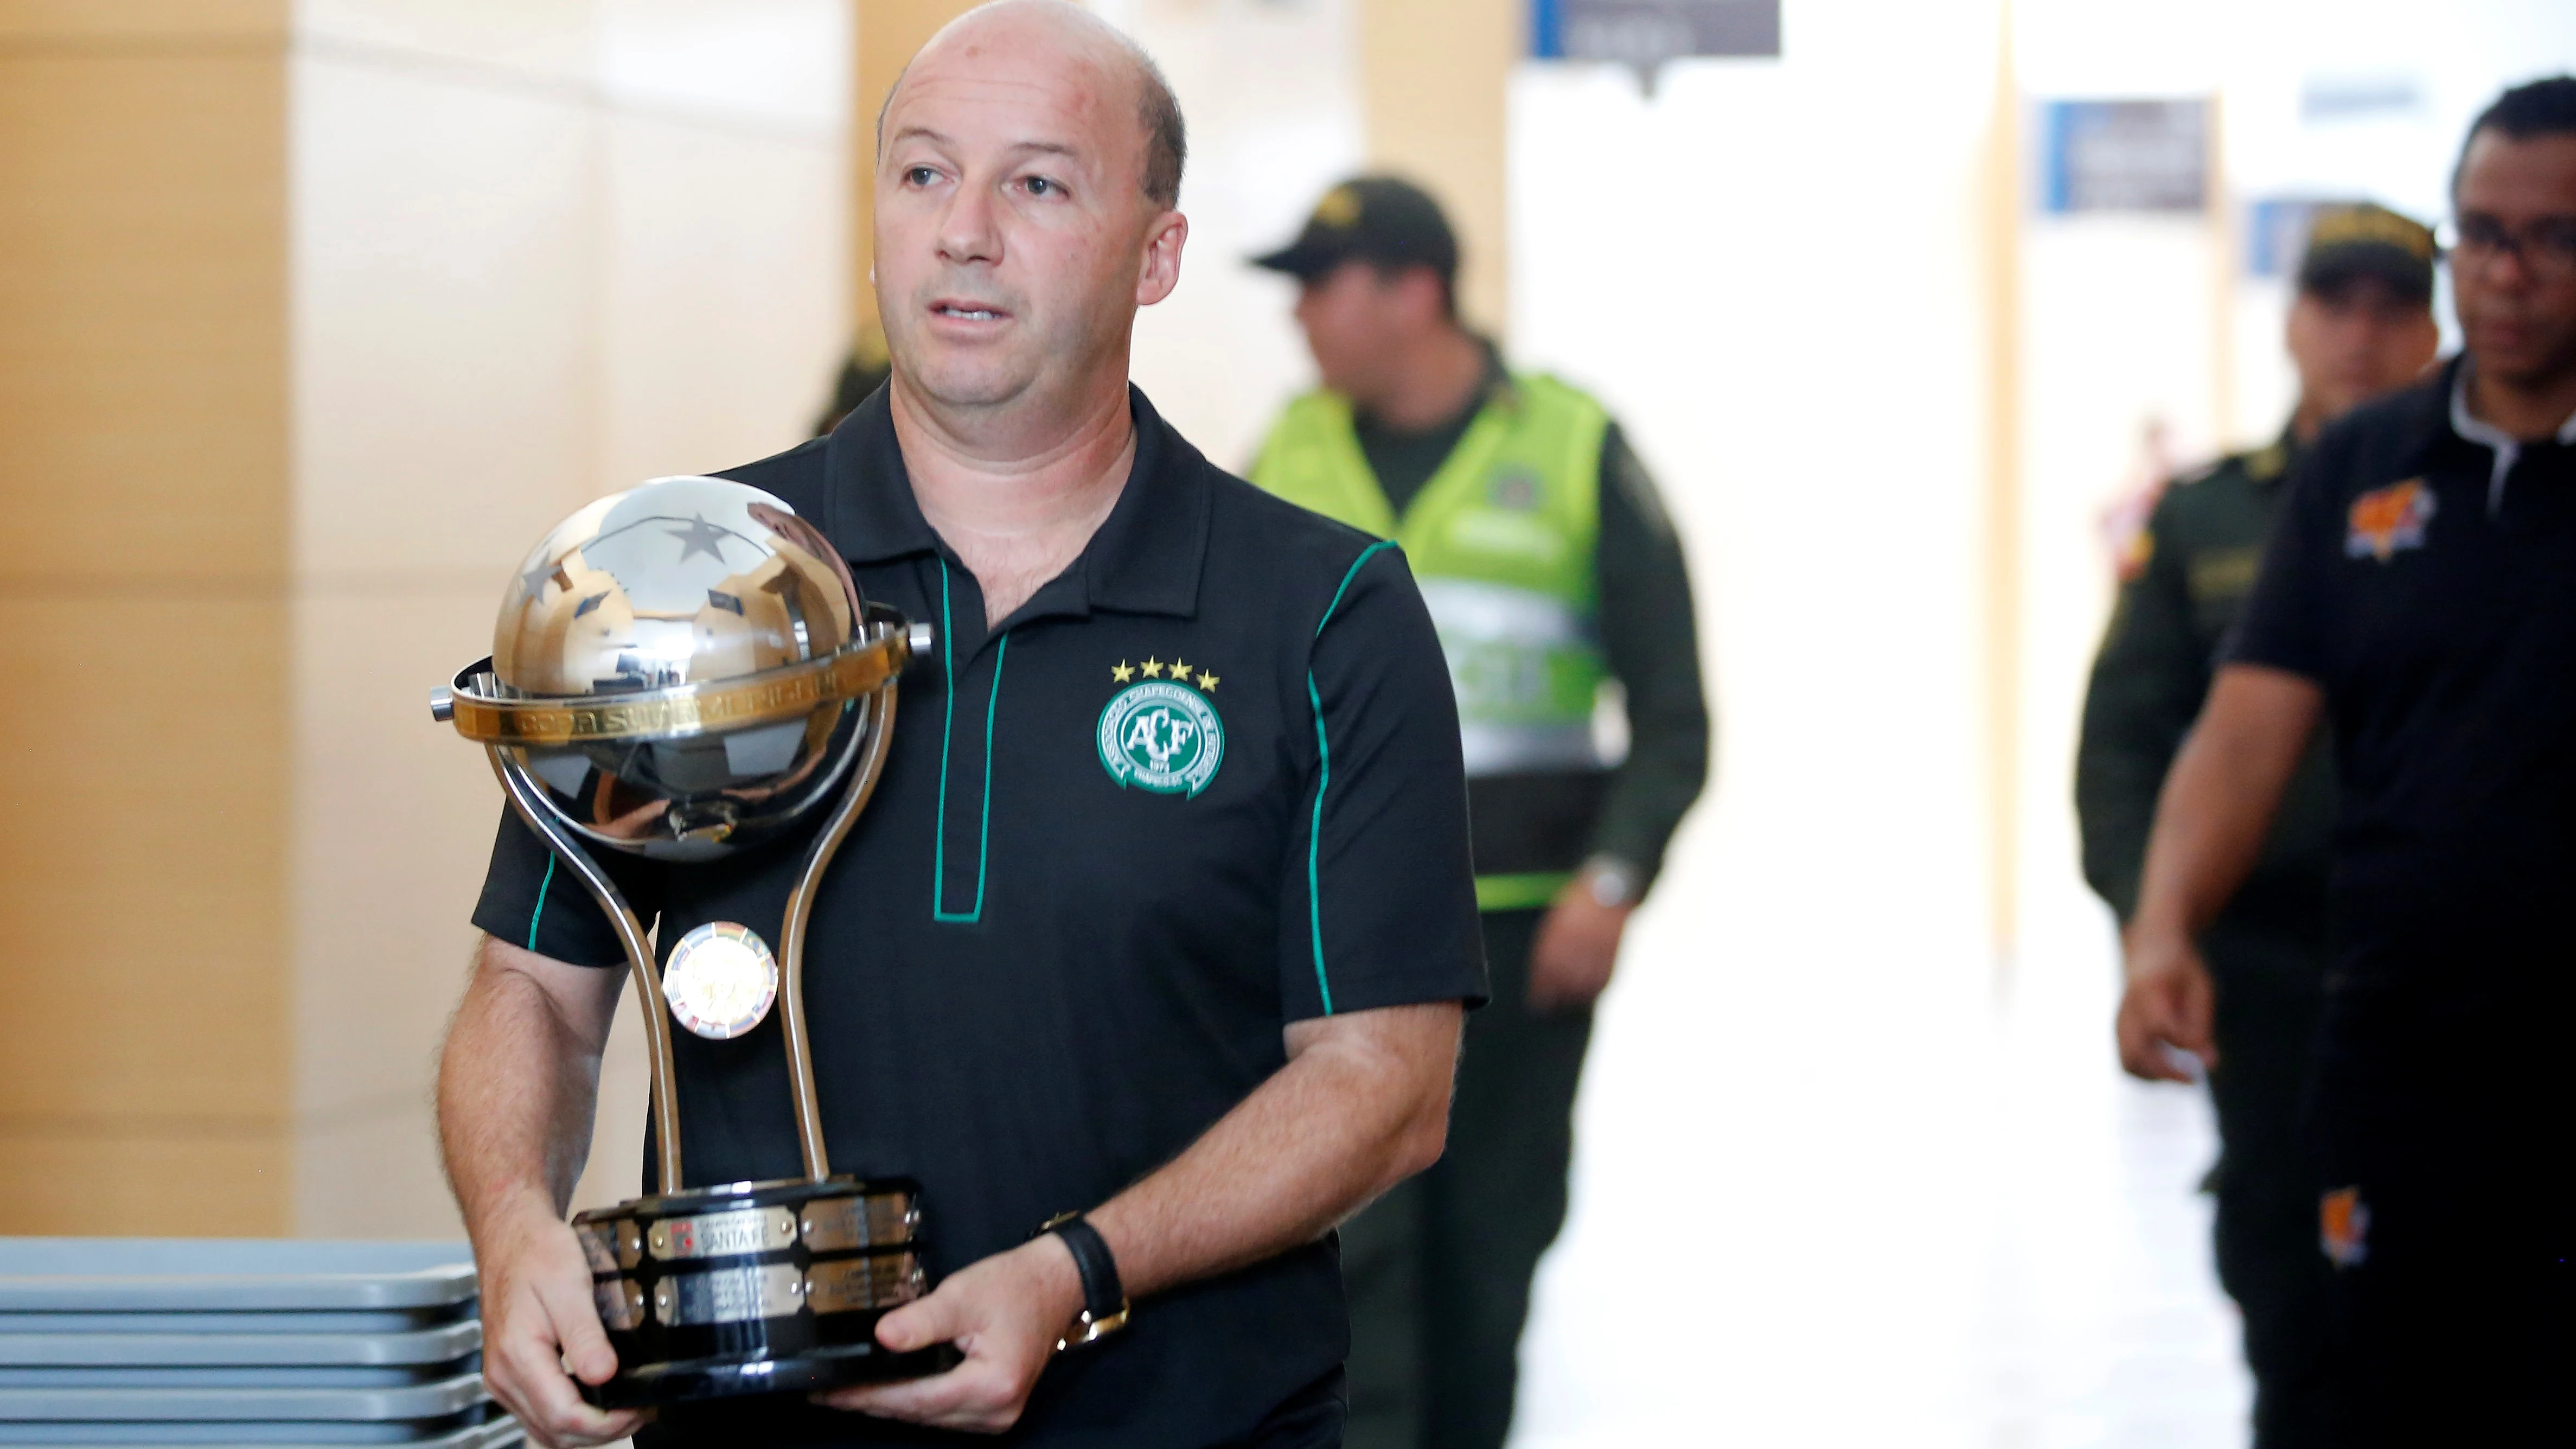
1197,673,1219,693
1141,658,1165,678
1169,658,1192,682
1110,661,1134,684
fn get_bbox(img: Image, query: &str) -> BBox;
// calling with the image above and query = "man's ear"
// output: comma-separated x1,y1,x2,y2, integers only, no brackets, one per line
1136,210,1189,308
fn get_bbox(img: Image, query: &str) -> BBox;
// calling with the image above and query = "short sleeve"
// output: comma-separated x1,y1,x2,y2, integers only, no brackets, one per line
2225,443,2341,682
1279,541,1487,1019
469,807,661,968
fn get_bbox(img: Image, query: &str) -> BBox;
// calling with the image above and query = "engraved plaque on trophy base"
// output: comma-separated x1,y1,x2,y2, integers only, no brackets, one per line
573,1175,961,1407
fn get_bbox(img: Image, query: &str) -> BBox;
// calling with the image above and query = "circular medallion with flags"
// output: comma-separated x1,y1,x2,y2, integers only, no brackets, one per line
1096,680,1224,797
661,921,779,1039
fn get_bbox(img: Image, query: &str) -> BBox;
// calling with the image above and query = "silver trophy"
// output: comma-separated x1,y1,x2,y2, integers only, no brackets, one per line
432,476,954,1405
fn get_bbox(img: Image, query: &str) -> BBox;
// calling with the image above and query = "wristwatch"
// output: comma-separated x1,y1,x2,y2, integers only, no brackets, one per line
1584,856,1640,909
1039,1211,1130,1350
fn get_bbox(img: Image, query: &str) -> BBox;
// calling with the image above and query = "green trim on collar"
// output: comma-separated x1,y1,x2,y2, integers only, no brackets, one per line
932,560,1008,925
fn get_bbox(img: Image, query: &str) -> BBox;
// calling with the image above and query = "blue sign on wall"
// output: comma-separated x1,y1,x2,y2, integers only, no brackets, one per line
1532,0,1781,69
2037,100,2210,215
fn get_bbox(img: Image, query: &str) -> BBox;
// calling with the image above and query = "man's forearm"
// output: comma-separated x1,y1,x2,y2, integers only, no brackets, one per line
1087,1001,1460,1300
437,939,619,1230
2130,665,2324,947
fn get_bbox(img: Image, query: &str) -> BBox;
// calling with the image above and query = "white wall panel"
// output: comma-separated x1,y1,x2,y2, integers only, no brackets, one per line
1100,0,1366,472
290,52,604,579
599,110,848,483
289,1,853,1235
296,0,597,80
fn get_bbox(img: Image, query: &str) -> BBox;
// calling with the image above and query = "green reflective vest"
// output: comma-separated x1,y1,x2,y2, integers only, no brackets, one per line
1252,376,1612,909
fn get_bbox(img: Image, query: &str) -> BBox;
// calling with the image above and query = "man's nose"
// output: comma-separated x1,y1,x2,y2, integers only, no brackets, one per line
937,183,1002,265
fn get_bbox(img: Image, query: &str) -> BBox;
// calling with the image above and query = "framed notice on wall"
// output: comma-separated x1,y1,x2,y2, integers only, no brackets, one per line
1531,0,1781,74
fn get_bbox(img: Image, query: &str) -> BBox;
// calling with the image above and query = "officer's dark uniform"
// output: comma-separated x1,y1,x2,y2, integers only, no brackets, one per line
2230,355,2576,1445
1248,180,1709,1449
2076,431,2337,1447
470,386,1489,1448
2075,205,2442,1449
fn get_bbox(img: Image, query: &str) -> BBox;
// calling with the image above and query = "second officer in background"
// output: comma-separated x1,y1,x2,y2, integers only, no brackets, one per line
2075,202,2438,1449
1249,176,1710,1449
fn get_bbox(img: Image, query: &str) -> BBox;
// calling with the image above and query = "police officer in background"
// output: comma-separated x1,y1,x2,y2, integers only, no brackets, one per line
2076,204,2437,1449
1249,177,1709,1449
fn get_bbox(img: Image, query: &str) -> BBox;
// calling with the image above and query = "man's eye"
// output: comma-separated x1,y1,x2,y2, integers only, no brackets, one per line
905,166,938,186
1026,176,1058,197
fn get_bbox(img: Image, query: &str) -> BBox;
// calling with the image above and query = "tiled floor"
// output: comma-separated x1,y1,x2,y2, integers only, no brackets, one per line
1508,877,2251,1448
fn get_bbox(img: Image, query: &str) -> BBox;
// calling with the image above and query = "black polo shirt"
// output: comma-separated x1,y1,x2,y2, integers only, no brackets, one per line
470,386,1485,1447
2227,358,2576,1080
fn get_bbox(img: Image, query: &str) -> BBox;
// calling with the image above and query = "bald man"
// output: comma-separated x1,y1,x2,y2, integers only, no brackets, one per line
436,5,1484,1447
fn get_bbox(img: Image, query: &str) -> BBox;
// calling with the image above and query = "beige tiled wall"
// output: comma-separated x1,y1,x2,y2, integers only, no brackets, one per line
0,0,849,1237
0,4,295,1234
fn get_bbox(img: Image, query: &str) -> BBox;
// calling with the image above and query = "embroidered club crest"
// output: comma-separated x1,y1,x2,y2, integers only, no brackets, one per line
2345,478,2436,562
1097,681,1224,796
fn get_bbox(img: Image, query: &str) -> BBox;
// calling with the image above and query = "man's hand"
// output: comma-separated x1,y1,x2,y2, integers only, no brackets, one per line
815,1235,1085,1433
475,1195,650,1449
2113,665,2321,1085
2116,927,2218,1083
1528,877,1632,1013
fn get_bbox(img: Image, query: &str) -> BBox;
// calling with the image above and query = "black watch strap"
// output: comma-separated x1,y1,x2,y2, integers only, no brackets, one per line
1041,1212,1130,1349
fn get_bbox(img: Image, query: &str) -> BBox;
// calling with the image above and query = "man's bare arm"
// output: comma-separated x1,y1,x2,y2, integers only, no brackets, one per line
1093,1000,1461,1292
2117,664,2325,1082
437,937,646,1449
825,1000,1463,1432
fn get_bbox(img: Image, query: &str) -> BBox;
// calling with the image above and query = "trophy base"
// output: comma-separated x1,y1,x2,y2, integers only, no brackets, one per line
573,1174,953,1409
595,1338,964,1407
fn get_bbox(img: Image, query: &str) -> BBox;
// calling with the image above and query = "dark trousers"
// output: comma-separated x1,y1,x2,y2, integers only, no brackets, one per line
2203,931,2333,1449
1341,909,1591,1449
2310,982,2576,1447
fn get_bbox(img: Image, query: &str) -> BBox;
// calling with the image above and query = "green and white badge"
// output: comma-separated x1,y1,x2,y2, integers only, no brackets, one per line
1097,680,1224,797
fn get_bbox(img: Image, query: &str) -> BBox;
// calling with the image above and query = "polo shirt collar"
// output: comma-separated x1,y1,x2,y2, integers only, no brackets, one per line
2449,356,2576,516
821,381,1207,620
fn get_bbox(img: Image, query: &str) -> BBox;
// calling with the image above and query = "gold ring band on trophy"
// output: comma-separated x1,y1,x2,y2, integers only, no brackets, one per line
435,622,924,747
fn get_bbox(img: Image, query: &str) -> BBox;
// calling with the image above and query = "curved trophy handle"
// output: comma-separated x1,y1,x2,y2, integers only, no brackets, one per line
487,746,687,1196
777,663,905,1182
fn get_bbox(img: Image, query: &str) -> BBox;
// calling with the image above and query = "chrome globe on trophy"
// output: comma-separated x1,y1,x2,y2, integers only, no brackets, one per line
431,476,954,1406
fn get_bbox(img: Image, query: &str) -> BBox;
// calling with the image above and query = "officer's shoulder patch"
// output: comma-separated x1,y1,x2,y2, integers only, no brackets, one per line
2187,548,2263,602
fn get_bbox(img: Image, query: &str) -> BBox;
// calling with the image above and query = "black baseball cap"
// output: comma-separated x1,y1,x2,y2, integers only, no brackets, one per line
2298,202,2437,304
1251,176,1459,284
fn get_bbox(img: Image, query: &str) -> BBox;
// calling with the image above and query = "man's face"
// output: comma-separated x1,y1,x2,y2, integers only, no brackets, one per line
2451,129,2576,387
2285,276,2439,424
1292,261,1439,405
874,14,1182,412
1293,262,1394,400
